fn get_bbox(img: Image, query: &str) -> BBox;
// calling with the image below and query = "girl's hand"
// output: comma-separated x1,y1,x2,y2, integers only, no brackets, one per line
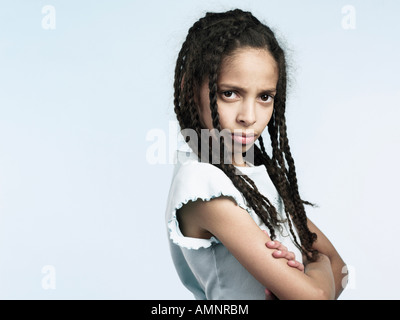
261,230,305,272
265,240,305,272
265,287,277,300
263,241,304,300
262,230,305,300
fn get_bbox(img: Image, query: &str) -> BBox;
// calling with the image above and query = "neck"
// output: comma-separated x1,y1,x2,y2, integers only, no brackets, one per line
231,153,248,167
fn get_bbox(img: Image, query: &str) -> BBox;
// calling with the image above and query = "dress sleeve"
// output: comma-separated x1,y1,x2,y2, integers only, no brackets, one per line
166,161,252,250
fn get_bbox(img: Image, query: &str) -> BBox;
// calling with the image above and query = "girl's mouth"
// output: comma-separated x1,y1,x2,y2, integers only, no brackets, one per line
231,133,256,145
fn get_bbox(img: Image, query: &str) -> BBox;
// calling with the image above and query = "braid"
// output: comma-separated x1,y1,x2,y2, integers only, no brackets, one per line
254,139,302,251
204,14,285,240
280,118,318,257
173,9,319,260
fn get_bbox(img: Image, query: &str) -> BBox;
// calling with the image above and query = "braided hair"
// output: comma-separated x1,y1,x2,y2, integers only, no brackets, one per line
173,9,318,260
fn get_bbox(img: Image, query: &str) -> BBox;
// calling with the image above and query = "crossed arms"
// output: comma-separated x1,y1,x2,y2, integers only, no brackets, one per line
177,196,347,300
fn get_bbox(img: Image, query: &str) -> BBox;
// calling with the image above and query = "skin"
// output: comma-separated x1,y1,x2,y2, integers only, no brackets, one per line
179,47,347,299
197,47,277,167
199,47,307,273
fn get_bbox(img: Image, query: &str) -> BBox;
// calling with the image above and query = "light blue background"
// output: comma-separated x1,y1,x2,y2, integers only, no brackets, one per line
0,0,399,299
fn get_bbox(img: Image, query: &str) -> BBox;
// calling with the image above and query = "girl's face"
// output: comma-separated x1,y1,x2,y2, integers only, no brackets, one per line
197,47,279,162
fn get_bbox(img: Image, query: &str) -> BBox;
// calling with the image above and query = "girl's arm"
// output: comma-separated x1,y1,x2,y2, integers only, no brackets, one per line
305,218,347,299
178,196,335,300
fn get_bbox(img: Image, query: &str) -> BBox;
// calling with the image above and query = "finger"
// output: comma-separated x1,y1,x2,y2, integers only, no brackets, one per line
272,250,290,259
265,240,281,249
265,241,288,252
276,243,288,252
263,232,283,250
273,250,296,262
265,288,277,300
287,260,305,272
284,251,296,261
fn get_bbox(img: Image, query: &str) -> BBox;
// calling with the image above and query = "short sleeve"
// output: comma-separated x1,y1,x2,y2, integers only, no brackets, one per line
165,159,252,250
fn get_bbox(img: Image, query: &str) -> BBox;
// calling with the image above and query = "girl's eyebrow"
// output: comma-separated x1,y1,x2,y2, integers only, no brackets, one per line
218,83,277,94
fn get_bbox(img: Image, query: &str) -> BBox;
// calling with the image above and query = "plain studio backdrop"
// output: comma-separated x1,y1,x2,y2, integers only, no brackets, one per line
0,0,399,300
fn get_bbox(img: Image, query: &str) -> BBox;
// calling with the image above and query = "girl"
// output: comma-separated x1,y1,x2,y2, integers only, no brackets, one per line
165,9,347,300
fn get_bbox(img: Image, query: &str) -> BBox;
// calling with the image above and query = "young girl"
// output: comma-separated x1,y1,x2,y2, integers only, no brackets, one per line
165,9,347,300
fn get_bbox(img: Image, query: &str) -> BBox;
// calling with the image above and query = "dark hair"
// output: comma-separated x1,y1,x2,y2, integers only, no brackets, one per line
173,9,318,260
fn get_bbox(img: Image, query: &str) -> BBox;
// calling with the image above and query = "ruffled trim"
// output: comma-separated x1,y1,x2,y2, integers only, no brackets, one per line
167,191,253,250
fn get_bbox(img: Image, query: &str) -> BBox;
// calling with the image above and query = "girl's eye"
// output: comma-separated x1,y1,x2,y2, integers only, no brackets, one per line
260,94,273,103
222,91,237,99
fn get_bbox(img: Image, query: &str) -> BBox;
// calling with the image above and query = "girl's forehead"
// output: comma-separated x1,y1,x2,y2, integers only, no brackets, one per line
218,47,278,82
222,47,273,63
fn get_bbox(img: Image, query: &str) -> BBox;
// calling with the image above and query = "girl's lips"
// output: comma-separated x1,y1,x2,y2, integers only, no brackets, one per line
231,134,255,144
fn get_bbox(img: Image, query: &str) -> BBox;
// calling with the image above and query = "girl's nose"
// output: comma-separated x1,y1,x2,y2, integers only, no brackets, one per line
237,99,256,126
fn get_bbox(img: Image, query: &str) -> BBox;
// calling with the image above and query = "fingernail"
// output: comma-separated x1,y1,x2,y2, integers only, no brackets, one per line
276,250,282,255
269,241,275,245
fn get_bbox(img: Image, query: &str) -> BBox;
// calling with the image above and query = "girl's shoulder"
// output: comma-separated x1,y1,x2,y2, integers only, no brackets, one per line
166,151,251,250
172,151,236,193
